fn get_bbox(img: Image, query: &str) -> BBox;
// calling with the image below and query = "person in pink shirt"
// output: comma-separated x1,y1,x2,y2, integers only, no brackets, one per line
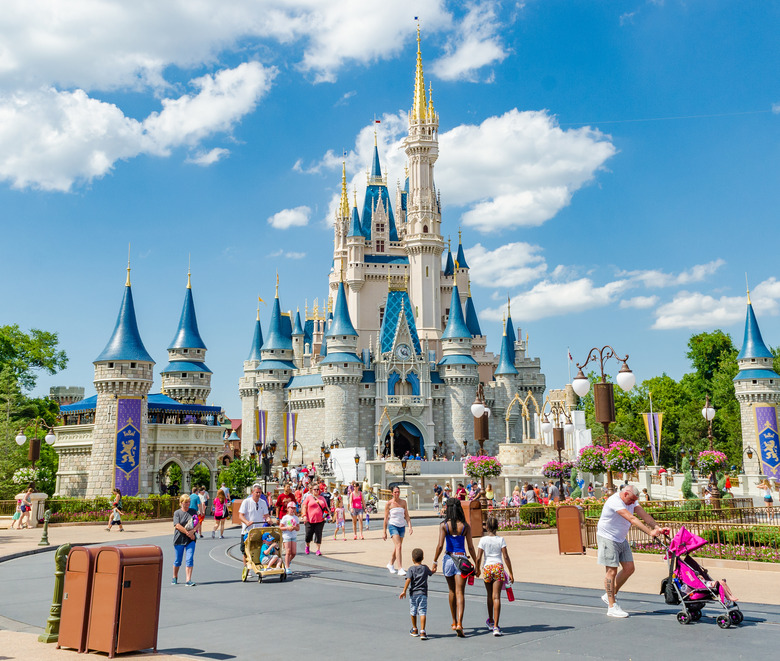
302,484,329,556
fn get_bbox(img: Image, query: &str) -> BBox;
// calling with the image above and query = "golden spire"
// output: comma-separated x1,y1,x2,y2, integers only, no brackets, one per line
305,299,309,319
502,316,507,336
313,297,319,319
275,271,279,298
187,270,191,289
427,81,435,119
374,128,378,146
256,301,260,321
125,243,131,286
340,161,349,217
746,273,751,304
448,235,451,251
187,253,191,289
507,296,511,317
411,22,427,123
458,227,462,244
327,294,333,315
353,187,358,208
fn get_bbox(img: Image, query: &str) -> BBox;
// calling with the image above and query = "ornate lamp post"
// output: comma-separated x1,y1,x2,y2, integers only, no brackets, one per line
281,456,289,482
354,450,360,482
572,346,636,494
400,456,408,485
470,382,491,456
15,418,57,489
540,400,574,496
437,439,443,461
259,439,277,493
701,395,720,500
330,438,341,449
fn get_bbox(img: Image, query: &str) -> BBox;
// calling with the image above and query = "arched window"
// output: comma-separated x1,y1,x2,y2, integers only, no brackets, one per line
423,225,428,233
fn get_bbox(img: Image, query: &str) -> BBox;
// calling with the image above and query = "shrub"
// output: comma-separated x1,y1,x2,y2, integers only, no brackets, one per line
517,503,545,524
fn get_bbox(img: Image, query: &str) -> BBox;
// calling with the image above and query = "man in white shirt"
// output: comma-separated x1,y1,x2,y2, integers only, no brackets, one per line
238,484,271,578
597,485,669,618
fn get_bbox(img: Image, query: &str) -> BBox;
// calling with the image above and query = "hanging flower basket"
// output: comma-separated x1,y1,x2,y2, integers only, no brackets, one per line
541,460,574,479
604,439,644,473
697,450,728,475
464,456,503,480
576,445,608,474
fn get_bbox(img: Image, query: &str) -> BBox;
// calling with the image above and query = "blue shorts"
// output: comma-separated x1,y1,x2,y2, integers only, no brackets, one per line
388,524,405,538
173,541,196,568
442,553,464,578
409,593,427,616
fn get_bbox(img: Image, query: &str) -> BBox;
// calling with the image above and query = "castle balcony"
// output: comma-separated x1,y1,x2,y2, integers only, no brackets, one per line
386,395,425,416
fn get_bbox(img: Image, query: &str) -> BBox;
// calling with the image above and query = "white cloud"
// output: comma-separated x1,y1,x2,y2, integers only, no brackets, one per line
772,103,780,114
267,205,311,229
268,249,306,259
620,259,725,288
307,108,615,233
0,62,273,190
620,295,659,309
186,147,230,166
652,278,780,330
465,242,547,288
431,2,508,82
482,278,630,322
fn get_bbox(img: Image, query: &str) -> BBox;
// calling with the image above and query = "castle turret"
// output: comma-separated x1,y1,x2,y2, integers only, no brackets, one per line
439,285,478,456
404,26,444,344
734,290,780,476
88,264,154,498
292,309,305,368
160,271,212,404
454,229,470,294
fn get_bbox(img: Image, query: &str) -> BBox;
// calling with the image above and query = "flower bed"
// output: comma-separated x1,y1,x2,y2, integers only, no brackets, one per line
498,521,551,532
45,496,179,523
464,455,502,480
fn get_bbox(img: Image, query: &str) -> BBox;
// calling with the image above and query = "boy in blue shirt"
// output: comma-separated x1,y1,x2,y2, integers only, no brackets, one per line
260,533,281,569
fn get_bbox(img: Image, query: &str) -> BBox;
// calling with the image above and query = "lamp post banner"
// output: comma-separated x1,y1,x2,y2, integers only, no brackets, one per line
641,412,663,465
754,405,780,480
285,412,298,460
255,409,268,447
114,397,141,496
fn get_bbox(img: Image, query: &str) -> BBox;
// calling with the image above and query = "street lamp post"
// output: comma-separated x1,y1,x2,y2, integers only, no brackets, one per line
400,456,408,485
572,346,636,494
437,439,443,461
540,400,574,497
354,450,360,482
258,439,277,493
701,395,719,501
15,418,57,489
470,382,491,457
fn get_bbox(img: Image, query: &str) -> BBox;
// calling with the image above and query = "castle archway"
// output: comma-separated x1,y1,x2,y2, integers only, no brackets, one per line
384,421,424,458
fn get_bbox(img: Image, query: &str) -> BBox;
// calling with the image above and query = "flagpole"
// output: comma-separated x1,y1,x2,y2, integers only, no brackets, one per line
648,392,657,465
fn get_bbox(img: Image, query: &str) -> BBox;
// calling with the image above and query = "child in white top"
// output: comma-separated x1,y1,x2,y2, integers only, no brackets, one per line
333,496,346,540
475,516,514,637
279,502,300,573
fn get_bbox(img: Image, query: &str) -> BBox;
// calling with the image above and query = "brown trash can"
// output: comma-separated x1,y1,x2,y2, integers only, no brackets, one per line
556,505,585,554
58,546,99,653
231,498,242,525
86,545,163,659
467,499,484,537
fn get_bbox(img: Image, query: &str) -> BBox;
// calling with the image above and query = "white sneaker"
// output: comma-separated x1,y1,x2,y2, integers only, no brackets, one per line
397,568,407,577
607,604,629,618
601,593,611,607
386,563,397,574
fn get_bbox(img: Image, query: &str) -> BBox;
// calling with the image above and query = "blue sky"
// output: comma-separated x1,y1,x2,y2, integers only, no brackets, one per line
2,1,779,417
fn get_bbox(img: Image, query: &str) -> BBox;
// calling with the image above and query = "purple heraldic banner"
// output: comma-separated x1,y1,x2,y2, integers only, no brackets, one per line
115,398,141,496
754,405,780,481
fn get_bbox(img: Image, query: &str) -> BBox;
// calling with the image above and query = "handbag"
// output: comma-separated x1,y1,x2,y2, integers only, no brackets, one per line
449,553,475,577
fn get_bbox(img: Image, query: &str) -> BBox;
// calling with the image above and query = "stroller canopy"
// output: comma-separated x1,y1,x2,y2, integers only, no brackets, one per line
668,526,708,555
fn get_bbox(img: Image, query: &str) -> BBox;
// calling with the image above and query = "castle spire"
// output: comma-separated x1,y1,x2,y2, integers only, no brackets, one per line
441,285,471,340
340,161,349,217
168,271,206,350
326,281,358,337
411,23,427,123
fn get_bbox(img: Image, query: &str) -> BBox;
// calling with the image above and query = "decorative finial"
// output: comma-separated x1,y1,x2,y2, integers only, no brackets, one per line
458,227,462,244
404,273,409,290
387,270,392,289
502,317,507,336
340,161,349,217
507,296,511,317
448,235,451,251
353,187,358,208
187,253,192,289
526,331,529,347
126,243,131,286
411,19,427,123
305,299,309,319
327,295,333,314
374,128,378,147
275,271,280,298
746,273,751,304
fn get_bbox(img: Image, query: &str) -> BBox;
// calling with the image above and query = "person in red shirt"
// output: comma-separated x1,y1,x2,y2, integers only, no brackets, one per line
276,483,297,517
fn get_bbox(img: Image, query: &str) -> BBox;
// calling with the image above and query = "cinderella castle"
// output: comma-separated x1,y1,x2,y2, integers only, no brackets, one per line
238,32,546,464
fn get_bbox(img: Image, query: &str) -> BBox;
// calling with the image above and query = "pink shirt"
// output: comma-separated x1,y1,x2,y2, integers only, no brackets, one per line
304,496,328,523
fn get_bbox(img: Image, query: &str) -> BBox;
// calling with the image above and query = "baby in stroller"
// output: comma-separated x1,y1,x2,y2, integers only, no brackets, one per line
661,526,742,628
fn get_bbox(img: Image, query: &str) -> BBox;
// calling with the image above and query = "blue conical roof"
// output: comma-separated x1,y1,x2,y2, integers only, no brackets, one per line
326,282,357,337
168,286,206,350
495,330,518,376
505,313,517,346
95,284,154,363
737,302,773,360
247,318,263,361
263,297,293,351
292,311,304,336
442,286,471,339
464,295,482,337
370,144,382,178
443,249,454,277
348,205,362,237
455,240,469,270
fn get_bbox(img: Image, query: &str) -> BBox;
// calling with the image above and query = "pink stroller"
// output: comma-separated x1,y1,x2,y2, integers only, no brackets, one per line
660,526,743,628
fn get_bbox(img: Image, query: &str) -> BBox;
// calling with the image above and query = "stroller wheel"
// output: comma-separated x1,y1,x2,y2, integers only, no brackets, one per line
241,567,248,582
729,610,743,625
716,615,731,629
676,612,691,625
280,570,287,582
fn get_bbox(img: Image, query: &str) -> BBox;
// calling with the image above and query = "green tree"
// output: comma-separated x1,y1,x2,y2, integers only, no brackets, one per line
0,325,68,392
217,458,261,497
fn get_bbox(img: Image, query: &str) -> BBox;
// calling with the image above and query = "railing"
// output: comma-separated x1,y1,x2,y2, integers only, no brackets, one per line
385,395,424,407
651,474,663,485
378,488,393,500
0,500,19,517
585,518,780,562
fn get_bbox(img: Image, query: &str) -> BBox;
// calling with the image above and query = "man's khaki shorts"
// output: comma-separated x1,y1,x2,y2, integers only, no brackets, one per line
597,535,633,567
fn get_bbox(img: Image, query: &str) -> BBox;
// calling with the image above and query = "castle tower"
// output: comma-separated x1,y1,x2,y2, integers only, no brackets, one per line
253,278,295,456
160,271,212,404
454,230,471,294
292,309,305,368
494,320,520,443
734,290,780,476
239,304,264,455
439,285,478,456
321,280,363,445
404,27,445,344
87,265,154,498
